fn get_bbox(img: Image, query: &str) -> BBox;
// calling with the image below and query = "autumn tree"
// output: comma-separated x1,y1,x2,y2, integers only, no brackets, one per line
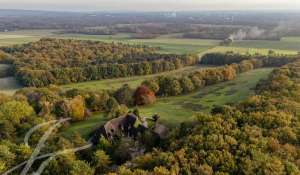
142,79,160,93
180,76,195,93
134,85,156,105
0,100,35,125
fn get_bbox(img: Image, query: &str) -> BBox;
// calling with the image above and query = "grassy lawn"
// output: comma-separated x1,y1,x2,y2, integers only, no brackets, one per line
65,68,273,136
61,65,209,91
64,113,106,137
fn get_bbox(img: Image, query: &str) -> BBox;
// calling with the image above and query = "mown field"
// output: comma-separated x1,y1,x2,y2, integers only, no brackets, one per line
65,68,273,136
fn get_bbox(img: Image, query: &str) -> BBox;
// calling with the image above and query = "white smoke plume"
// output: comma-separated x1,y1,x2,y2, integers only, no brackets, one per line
248,27,265,39
229,29,247,40
229,27,266,41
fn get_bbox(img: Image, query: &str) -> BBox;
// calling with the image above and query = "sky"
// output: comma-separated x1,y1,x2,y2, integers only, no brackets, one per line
0,0,300,12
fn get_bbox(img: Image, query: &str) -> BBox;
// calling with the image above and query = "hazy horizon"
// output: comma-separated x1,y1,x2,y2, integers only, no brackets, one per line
0,0,300,12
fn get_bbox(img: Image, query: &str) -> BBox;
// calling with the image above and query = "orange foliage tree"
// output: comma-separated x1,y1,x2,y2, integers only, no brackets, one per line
134,85,156,106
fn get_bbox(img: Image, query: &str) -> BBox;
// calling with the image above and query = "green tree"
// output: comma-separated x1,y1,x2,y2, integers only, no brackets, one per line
93,150,112,174
0,100,34,124
68,96,86,121
180,76,195,93
158,77,182,96
114,84,134,106
69,160,94,175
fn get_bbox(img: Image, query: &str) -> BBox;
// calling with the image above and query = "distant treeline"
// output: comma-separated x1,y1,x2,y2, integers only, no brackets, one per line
0,38,198,87
201,53,299,67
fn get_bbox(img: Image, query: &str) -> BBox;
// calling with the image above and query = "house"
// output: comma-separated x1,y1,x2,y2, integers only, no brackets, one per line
90,113,168,145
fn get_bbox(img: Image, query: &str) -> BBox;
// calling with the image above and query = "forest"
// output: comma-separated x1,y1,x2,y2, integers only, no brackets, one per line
0,38,198,87
1,49,300,174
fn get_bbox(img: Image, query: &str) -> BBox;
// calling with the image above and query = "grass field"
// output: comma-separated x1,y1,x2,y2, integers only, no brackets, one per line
0,30,56,46
139,68,273,125
232,38,300,51
62,65,210,91
65,68,273,136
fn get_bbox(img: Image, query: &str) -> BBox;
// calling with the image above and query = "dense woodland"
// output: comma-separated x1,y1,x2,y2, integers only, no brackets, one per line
1,51,300,174
0,38,198,87
201,52,299,66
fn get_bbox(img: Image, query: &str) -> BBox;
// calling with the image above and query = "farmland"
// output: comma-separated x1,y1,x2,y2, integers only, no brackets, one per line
232,38,300,51
1,30,300,54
